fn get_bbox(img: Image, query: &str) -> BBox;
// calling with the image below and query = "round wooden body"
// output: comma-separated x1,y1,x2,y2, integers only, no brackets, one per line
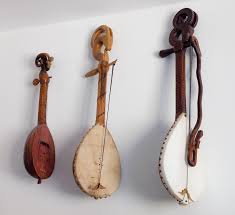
158,113,204,205
24,124,55,181
73,124,121,199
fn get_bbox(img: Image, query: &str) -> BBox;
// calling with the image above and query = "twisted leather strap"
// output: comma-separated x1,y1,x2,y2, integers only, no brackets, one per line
187,36,203,167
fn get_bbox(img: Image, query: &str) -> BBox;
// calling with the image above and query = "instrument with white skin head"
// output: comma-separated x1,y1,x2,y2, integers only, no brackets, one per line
73,25,121,199
158,8,204,205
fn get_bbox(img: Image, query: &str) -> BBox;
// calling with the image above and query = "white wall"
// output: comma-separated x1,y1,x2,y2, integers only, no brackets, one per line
0,0,234,214
0,0,186,31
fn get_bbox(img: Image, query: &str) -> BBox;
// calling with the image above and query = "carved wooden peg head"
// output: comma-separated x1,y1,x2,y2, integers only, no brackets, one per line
91,25,113,62
173,8,198,30
35,53,54,72
169,8,198,50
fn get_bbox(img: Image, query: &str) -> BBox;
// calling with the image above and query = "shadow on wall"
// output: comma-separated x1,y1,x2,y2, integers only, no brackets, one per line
9,27,101,197
51,30,98,197
53,128,88,197
48,82,95,198
124,49,174,202
125,122,170,202
9,55,39,183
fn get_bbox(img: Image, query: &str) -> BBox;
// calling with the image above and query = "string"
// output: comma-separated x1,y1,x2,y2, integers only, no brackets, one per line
180,46,193,204
97,62,116,186
184,45,193,203
189,46,193,154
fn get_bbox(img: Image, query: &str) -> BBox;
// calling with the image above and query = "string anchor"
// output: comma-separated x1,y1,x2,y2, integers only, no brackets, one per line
85,59,117,78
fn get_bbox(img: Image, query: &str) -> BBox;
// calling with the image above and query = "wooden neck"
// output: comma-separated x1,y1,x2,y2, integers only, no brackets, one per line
38,71,50,125
96,61,109,126
175,50,186,119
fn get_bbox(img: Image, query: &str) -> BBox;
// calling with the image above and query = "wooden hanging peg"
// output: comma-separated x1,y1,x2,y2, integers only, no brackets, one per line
24,53,55,184
158,8,204,205
73,25,121,199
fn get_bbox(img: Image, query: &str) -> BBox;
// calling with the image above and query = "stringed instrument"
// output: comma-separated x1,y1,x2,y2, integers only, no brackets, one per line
73,25,121,199
158,8,203,205
24,53,55,184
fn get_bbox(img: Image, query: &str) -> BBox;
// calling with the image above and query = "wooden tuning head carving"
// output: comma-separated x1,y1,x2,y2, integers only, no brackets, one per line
91,25,113,62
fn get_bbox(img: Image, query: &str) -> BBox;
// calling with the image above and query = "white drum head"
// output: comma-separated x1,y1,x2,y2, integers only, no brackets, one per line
158,113,204,205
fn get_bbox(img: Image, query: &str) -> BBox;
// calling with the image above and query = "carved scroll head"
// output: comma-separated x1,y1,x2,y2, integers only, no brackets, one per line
169,8,198,50
35,53,54,71
91,25,113,62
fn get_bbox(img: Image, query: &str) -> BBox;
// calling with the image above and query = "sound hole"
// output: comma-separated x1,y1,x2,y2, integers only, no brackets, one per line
38,141,50,173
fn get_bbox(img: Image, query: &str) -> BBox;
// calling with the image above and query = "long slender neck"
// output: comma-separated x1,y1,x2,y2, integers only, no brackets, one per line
175,49,186,119
38,71,50,125
96,62,109,126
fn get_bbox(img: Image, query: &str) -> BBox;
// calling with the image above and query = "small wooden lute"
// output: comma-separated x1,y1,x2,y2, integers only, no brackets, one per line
158,8,204,205
24,53,55,184
73,25,121,199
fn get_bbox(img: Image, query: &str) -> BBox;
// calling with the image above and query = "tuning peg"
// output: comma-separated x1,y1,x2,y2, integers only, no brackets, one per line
85,69,99,78
85,59,118,78
159,48,175,58
33,78,40,86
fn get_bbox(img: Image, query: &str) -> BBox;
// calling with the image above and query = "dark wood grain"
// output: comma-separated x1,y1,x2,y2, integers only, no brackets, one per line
159,8,203,167
175,50,186,119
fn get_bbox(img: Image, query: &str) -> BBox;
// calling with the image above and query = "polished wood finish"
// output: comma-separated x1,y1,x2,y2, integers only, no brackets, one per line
175,51,186,119
187,37,203,166
36,71,50,124
24,53,55,184
159,8,203,167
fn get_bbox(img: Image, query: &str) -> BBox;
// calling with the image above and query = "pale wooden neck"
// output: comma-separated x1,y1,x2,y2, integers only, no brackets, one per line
95,62,109,126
